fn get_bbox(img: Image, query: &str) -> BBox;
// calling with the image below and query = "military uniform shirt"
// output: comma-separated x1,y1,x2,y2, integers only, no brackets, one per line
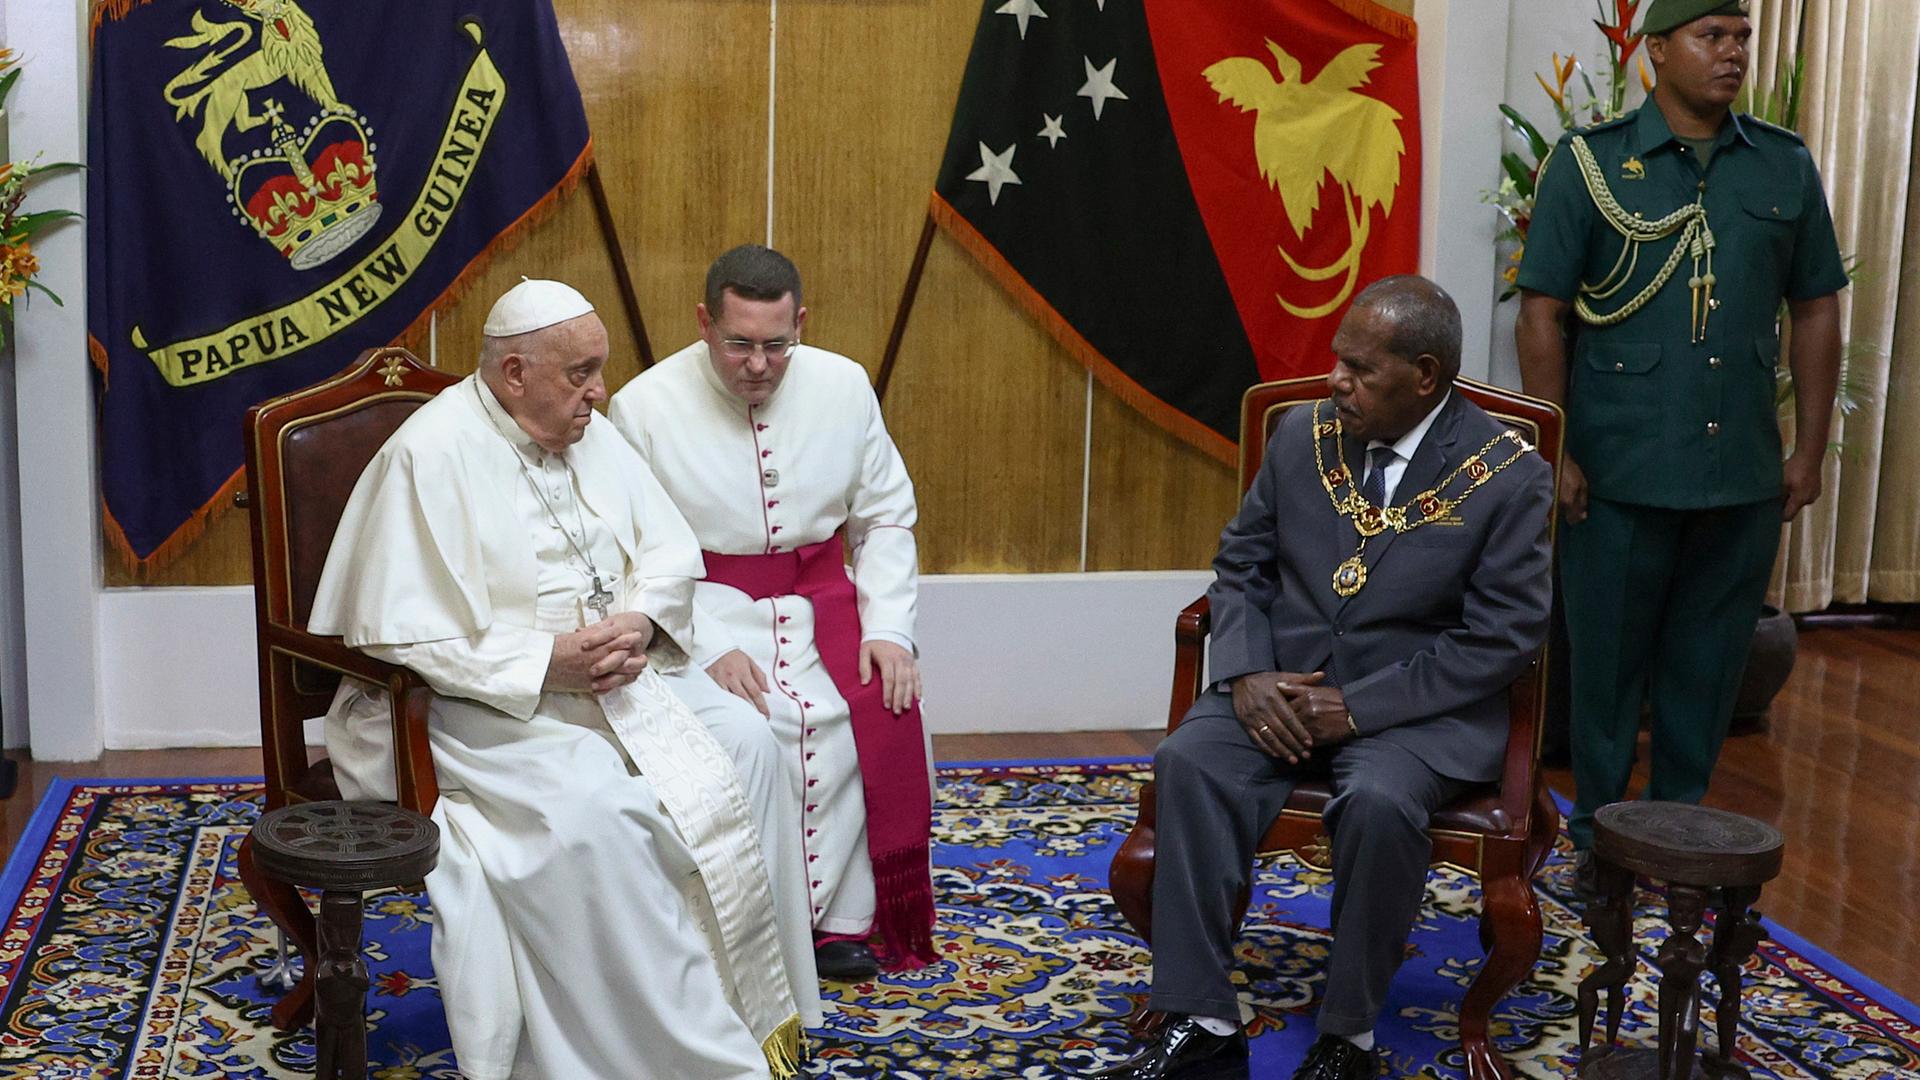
1517,101,1848,509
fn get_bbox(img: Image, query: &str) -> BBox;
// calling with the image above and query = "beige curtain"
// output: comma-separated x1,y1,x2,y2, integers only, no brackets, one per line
1754,0,1920,611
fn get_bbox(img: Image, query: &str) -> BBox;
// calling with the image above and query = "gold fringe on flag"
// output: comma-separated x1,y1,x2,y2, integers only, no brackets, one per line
1324,0,1418,40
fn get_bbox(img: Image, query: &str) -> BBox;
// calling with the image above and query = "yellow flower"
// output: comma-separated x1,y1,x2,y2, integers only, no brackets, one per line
0,241,38,299
1502,265,1520,284
1639,57,1653,94
1536,52,1579,108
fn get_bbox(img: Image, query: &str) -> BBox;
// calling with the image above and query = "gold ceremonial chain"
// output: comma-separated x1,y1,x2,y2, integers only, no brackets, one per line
1564,136,1718,343
1310,401,1535,597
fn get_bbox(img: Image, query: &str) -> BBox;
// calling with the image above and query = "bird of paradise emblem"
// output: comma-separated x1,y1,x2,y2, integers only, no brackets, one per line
162,0,381,269
1204,40,1407,319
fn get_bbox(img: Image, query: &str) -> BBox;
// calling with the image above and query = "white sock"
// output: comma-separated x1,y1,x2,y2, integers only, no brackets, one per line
1341,1030,1376,1050
1193,1015,1239,1037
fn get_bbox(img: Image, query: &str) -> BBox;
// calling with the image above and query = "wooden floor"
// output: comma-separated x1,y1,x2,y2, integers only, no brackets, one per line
4,625,1914,1005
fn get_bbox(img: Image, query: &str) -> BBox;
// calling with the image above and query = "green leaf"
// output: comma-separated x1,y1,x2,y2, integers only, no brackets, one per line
1783,54,1805,131
1501,152,1536,198
24,278,65,306
0,69,20,107
1499,105,1550,161
10,209,80,239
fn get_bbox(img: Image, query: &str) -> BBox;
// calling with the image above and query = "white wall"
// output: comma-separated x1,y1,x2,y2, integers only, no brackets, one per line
1416,0,1514,383
102,573,1216,748
10,1,1601,756
4,0,102,760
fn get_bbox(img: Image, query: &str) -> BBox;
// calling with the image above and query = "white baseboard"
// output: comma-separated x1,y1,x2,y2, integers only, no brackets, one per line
97,572,1209,750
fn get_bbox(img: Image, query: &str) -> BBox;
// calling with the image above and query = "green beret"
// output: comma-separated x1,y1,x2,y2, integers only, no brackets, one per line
1640,0,1750,35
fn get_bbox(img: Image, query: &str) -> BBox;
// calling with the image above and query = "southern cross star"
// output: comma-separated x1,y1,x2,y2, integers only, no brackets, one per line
995,0,1048,40
1037,114,1067,148
1077,56,1129,120
967,141,1022,205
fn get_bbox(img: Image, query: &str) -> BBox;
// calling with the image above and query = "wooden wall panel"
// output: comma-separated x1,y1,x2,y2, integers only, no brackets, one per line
774,0,1086,572
882,240,1089,572
1086,387,1238,571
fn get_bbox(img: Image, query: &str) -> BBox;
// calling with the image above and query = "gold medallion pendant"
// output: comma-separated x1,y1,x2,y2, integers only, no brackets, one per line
1333,556,1368,597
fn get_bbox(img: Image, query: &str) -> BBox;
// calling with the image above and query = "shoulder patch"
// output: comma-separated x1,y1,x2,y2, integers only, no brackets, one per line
1742,113,1806,144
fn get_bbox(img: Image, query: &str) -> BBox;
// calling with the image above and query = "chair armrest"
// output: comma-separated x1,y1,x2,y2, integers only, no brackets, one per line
1495,658,1544,835
1167,596,1211,732
389,672,439,815
263,624,408,686
263,623,440,816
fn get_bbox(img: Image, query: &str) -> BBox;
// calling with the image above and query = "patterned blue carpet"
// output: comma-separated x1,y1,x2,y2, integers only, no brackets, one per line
1,762,1916,1078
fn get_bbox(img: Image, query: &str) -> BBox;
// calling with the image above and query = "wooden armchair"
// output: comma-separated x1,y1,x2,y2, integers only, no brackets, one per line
1107,375,1563,1080
237,347,458,1030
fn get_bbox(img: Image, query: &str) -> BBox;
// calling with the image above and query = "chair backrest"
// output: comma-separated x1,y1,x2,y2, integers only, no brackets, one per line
1238,375,1564,810
245,348,460,632
1237,375,1564,497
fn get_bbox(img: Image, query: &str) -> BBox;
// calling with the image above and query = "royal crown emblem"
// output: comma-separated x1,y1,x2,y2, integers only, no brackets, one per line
163,0,380,269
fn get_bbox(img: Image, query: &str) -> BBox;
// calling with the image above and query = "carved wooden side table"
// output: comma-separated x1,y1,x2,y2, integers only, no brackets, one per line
1576,801,1784,1080
250,801,439,1080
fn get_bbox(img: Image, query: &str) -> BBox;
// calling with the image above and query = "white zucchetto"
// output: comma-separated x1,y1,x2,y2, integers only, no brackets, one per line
482,277,596,338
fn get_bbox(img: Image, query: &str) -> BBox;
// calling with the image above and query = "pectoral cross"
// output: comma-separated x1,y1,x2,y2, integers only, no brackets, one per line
586,575,614,622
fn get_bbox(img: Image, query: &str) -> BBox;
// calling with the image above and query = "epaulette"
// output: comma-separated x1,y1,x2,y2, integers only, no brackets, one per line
1741,113,1806,145
1570,114,1635,139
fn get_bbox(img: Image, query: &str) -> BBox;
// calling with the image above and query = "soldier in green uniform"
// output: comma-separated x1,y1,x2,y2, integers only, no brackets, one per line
1514,0,1846,886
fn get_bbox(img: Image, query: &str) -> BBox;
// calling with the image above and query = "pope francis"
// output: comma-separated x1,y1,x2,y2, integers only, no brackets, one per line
309,279,821,1080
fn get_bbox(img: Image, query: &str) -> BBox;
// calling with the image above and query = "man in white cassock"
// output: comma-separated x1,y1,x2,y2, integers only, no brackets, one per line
308,279,821,1080
608,245,934,981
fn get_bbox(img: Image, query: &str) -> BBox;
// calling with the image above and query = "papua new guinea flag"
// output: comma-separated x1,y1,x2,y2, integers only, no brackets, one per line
932,0,1420,462
87,0,591,567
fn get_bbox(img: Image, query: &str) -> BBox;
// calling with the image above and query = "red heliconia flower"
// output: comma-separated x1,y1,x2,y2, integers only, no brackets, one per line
1597,0,1646,65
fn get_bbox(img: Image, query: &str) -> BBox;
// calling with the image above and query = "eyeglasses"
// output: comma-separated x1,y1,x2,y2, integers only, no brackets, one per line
717,336,799,361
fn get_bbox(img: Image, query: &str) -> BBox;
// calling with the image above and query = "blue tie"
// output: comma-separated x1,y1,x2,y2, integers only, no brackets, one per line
1360,446,1395,506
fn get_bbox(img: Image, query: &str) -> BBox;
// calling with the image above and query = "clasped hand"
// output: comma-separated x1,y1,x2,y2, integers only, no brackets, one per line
546,612,655,694
1230,671,1355,763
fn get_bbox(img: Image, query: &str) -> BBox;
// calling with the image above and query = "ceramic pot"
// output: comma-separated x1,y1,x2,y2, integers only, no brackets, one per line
1730,605,1797,735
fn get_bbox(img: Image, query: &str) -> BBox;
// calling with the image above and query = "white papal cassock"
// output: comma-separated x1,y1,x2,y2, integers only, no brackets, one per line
309,374,821,1080
608,344,933,964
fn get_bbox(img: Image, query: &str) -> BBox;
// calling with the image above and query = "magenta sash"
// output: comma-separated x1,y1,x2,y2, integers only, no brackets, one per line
701,537,936,969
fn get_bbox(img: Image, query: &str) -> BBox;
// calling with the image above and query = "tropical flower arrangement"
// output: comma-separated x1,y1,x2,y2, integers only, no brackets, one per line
0,48,81,344
1486,0,1650,299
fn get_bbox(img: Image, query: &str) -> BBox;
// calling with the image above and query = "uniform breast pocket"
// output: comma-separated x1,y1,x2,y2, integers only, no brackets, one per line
1572,341,1664,453
1739,190,1802,280
1581,340,1662,378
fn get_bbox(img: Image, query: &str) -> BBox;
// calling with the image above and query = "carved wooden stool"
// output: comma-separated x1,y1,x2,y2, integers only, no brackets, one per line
250,801,439,1080
1576,802,1783,1080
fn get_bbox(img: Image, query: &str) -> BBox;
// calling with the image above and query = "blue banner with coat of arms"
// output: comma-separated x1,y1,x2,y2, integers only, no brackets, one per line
87,0,592,567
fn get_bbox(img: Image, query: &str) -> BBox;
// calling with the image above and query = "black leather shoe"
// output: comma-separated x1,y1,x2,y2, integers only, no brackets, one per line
1091,1015,1248,1079
1289,1034,1378,1079
814,939,879,981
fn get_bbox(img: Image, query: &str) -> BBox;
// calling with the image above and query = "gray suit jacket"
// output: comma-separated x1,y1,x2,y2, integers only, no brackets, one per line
1200,393,1554,783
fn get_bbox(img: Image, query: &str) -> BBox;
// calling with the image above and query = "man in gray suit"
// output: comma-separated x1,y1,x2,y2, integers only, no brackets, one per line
1095,276,1554,1080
